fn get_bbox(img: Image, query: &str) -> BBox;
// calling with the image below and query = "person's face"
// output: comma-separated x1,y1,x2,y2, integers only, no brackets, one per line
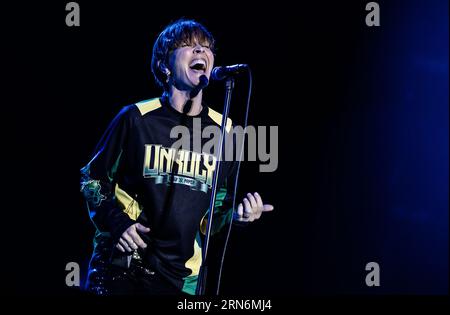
167,37,214,90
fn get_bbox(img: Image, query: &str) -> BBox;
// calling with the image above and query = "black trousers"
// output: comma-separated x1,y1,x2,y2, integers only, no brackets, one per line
85,235,186,296
86,258,185,295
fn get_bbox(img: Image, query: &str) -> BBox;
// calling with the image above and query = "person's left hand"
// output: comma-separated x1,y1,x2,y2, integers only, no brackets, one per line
234,192,274,222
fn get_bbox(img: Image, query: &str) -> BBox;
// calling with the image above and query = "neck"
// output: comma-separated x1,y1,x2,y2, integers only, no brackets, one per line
166,86,203,116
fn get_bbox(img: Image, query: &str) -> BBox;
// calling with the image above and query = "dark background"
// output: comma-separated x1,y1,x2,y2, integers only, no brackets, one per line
2,0,448,296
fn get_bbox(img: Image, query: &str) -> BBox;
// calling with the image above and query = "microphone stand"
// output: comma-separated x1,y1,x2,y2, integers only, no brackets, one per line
196,77,235,295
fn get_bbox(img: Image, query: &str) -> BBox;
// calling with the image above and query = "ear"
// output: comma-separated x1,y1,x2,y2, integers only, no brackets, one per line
158,61,170,76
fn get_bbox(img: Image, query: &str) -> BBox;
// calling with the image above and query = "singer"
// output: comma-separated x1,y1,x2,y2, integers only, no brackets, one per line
80,19,274,295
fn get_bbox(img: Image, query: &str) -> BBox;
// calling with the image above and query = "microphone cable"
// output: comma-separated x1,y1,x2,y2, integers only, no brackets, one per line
215,66,253,295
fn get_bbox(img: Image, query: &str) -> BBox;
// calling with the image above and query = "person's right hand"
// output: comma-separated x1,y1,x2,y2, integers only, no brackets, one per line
116,223,150,253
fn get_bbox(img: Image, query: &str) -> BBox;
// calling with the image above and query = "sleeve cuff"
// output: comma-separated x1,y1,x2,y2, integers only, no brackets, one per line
109,214,136,242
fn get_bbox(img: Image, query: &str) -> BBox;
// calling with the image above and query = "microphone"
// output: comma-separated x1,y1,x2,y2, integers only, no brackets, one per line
211,64,248,81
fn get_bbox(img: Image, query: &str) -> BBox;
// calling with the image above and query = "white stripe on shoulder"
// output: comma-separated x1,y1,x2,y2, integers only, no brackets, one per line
135,98,162,116
207,107,233,133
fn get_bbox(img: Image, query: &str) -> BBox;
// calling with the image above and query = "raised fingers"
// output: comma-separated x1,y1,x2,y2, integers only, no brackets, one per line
128,227,147,249
119,237,133,252
253,192,264,219
246,193,258,211
122,232,139,250
237,203,244,217
135,223,151,233
234,203,247,222
243,197,254,221
116,243,126,253
254,192,264,210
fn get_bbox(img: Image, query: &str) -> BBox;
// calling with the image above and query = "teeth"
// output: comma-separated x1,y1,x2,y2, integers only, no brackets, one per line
190,59,206,67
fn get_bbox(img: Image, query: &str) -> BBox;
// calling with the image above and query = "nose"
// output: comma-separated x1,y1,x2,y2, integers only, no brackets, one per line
193,45,205,53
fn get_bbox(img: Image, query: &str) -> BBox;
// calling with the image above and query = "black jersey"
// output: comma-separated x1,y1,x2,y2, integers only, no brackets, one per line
81,96,237,294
